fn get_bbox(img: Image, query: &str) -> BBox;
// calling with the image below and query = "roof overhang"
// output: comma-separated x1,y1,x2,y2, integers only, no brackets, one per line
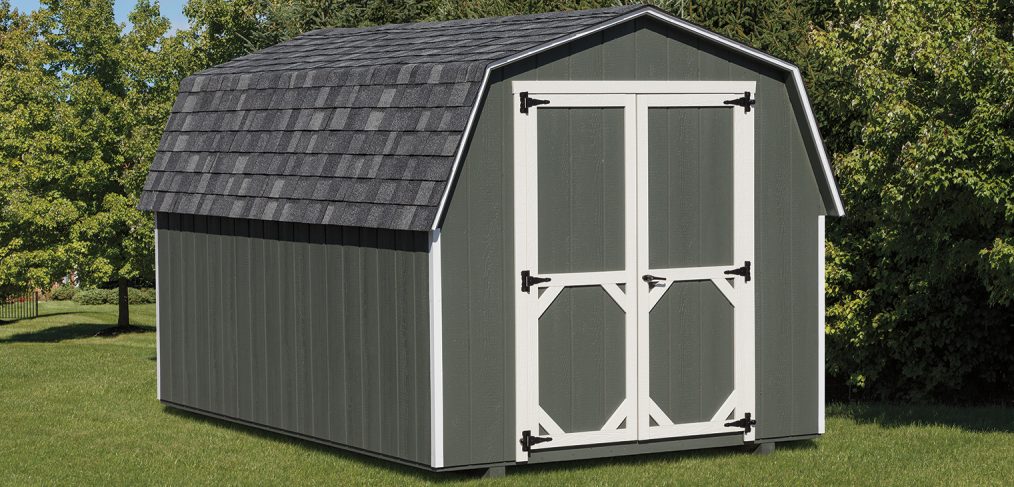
432,5,844,231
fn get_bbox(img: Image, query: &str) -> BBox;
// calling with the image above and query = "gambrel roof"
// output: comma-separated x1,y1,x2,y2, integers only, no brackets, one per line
139,4,843,231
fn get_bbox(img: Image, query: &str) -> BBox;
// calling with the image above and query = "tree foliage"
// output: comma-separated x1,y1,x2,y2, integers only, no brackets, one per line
808,0,1014,399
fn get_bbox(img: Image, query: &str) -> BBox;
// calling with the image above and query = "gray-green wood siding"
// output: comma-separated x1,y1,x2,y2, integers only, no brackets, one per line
440,17,826,467
156,213,431,465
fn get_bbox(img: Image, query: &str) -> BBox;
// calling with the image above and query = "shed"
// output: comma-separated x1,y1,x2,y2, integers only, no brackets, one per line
140,4,843,475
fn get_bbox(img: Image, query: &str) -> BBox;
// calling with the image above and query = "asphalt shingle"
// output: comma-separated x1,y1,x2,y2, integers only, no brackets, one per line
139,5,644,230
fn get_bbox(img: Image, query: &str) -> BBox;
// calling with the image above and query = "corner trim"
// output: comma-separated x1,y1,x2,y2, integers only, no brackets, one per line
154,214,162,401
428,229,444,467
817,215,826,434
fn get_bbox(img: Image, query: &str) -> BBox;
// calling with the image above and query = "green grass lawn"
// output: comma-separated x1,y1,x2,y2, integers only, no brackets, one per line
1,302,1013,485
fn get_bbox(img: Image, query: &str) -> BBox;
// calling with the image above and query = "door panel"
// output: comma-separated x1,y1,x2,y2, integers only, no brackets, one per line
647,107,734,269
538,108,626,274
539,285,626,433
648,280,734,424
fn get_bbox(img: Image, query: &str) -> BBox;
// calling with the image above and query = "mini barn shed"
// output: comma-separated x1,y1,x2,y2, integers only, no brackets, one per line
139,4,844,475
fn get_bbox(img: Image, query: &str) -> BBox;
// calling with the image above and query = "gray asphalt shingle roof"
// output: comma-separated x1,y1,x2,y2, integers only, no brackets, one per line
139,5,644,230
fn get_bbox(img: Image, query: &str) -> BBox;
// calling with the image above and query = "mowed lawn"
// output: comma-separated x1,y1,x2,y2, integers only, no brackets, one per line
1,303,1013,486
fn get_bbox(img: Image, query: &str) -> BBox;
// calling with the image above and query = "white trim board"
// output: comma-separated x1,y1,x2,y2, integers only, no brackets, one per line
428,229,444,468
154,215,162,401
818,215,826,435
431,5,843,231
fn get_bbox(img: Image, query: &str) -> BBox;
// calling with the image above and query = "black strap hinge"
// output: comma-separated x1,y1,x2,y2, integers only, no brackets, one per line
724,412,757,434
521,270,551,293
724,261,751,282
520,430,552,452
520,91,550,114
724,91,756,113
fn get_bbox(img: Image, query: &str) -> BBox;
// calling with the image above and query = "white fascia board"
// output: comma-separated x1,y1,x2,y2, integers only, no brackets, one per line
431,6,844,230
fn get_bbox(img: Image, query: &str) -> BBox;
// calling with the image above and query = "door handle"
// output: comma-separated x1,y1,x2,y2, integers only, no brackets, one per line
642,274,666,287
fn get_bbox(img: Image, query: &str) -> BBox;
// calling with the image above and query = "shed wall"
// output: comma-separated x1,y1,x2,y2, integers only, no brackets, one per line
156,213,431,465
440,17,826,467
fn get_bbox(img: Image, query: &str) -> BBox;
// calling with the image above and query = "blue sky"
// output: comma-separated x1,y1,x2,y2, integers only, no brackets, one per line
9,0,189,31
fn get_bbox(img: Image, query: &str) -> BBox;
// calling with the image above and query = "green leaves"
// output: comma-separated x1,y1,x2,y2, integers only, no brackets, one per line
0,0,169,292
810,0,1014,399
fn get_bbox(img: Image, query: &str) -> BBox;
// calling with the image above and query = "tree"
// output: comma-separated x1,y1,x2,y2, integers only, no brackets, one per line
0,1,80,295
807,0,1014,399
0,0,185,327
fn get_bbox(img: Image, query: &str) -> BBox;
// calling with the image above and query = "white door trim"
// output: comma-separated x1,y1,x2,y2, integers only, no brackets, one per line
635,91,757,442
513,92,638,461
513,80,757,95
514,82,758,461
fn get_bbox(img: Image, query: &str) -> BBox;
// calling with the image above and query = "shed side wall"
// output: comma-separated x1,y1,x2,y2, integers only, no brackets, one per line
440,18,825,467
156,213,431,465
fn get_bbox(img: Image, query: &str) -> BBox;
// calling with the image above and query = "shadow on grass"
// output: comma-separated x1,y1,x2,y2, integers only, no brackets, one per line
0,323,155,343
163,404,811,481
513,439,816,478
830,402,1014,433
162,406,479,483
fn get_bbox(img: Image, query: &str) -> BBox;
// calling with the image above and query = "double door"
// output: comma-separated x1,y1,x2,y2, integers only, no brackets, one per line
513,82,756,460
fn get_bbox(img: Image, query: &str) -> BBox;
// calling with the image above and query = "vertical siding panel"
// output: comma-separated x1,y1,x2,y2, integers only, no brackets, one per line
294,223,313,436
308,225,329,440
234,219,253,421
262,221,281,426
415,232,431,464
249,220,268,424
221,218,238,417
790,94,822,435
281,222,298,431
186,215,201,408
601,21,636,79
360,228,382,452
377,229,399,456
326,227,348,444
635,18,670,80
395,232,413,459
342,227,365,447
162,214,178,402
442,144,471,465
208,216,222,414
666,28,700,80
756,75,794,437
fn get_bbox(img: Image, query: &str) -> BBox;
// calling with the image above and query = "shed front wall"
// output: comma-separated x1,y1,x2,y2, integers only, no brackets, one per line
156,213,431,466
440,17,825,467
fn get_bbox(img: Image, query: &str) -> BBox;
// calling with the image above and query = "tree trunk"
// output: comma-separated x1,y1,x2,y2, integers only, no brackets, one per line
118,277,129,327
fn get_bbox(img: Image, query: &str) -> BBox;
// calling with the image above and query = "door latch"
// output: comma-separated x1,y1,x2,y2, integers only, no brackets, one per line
520,91,550,114
724,412,757,434
723,261,751,282
723,91,756,113
520,430,552,452
642,274,667,288
521,270,551,293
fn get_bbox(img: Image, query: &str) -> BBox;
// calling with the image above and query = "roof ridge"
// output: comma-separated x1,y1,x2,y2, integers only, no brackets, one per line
301,5,642,37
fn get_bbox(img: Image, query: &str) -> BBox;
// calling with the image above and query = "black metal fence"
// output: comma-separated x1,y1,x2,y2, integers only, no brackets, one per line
0,291,39,322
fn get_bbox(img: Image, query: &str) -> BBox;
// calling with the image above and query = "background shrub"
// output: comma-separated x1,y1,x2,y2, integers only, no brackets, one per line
73,288,155,305
50,286,77,301
73,289,116,305
127,288,156,305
